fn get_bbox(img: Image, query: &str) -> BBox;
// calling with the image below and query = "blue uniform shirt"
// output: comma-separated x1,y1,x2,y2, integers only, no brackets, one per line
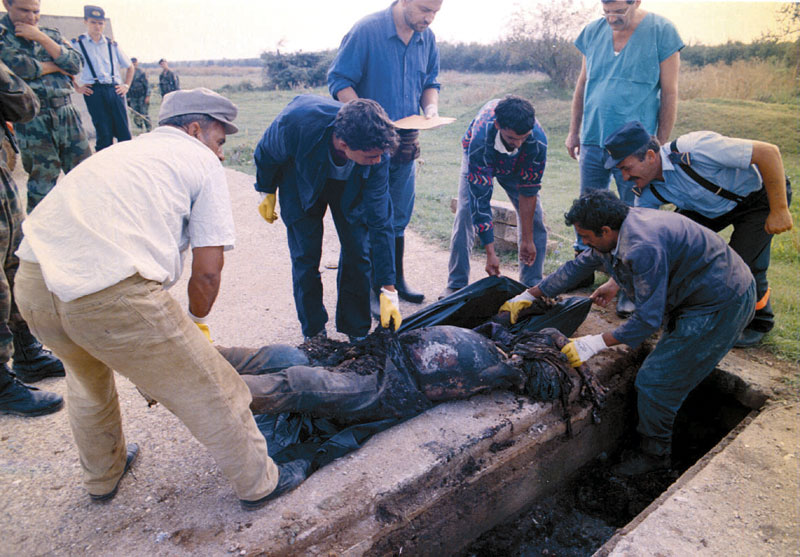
253,94,395,286
538,208,752,348
461,99,548,246
73,34,130,85
327,4,440,120
576,13,683,145
636,131,761,218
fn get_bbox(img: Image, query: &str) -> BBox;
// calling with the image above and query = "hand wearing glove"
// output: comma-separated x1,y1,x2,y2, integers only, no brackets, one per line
379,287,402,331
257,192,278,223
189,310,213,343
498,290,537,324
561,334,607,368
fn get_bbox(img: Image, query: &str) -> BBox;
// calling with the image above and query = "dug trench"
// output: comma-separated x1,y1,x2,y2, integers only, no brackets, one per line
221,302,783,557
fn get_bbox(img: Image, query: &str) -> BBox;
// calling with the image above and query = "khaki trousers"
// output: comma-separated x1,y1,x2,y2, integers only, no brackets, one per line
14,261,278,500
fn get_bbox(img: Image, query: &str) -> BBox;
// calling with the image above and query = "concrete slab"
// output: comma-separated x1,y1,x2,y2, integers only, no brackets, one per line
599,402,800,556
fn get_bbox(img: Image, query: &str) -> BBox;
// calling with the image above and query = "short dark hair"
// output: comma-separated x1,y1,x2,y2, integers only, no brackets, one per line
131,57,138,63
564,190,629,234
159,113,216,130
159,58,167,64
494,95,535,134
630,136,661,161
333,99,399,153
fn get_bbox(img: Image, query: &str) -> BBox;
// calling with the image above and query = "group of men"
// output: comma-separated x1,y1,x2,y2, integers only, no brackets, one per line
0,0,793,510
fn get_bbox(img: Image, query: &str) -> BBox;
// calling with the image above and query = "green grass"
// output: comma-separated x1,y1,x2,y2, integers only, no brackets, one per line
133,69,800,363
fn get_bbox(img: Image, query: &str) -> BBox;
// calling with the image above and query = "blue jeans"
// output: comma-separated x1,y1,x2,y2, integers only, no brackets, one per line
285,180,371,338
635,280,756,456
446,154,547,289
389,159,416,237
573,144,637,252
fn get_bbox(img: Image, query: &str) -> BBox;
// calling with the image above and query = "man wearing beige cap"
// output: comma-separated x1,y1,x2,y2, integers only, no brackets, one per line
13,88,305,510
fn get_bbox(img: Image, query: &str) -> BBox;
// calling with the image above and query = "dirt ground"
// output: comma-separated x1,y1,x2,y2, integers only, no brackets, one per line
1,168,797,556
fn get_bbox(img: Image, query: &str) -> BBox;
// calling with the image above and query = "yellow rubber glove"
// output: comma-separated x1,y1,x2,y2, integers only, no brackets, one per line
379,287,402,331
189,310,213,343
195,322,213,343
498,290,536,324
258,193,278,223
560,334,607,368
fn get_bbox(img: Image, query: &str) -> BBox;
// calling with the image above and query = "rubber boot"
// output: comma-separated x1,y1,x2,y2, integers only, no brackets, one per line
0,363,63,416
394,236,424,303
11,325,65,383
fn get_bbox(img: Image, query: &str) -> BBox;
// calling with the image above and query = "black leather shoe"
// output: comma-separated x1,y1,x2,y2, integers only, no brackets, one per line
90,443,139,502
0,373,63,417
734,328,766,348
240,460,308,511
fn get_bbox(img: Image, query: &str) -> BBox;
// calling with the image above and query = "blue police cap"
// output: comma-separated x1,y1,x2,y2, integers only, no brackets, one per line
603,121,652,169
84,5,105,20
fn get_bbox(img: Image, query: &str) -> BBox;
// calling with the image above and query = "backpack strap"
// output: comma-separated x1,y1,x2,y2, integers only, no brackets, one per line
669,140,746,204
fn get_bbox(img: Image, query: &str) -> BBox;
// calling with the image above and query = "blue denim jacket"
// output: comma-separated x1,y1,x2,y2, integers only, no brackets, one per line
539,208,752,347
327,4,440,120
253,94,395,286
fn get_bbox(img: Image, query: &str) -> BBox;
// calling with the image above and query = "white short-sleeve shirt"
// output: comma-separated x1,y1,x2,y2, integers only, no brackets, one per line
17,126,235,302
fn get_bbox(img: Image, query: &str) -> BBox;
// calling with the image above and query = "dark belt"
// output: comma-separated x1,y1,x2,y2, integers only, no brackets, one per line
39,95,72,109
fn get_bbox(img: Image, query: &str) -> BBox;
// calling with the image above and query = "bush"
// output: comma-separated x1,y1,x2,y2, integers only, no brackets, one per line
260,50,336,90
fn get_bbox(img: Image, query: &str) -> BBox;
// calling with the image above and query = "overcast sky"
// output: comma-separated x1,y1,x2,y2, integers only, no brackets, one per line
40,1,791,62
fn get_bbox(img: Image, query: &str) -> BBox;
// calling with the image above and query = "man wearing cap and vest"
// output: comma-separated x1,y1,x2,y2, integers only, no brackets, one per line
604,120,793,347
73,5,133,151
14,88,305,510
0,0,92,211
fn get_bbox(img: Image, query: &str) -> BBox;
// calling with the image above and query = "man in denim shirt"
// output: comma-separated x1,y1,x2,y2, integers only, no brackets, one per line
328,0,442,305
442,96,548,298
499,191,755,475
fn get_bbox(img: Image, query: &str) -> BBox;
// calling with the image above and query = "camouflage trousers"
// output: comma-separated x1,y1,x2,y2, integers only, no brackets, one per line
0,168,27,364
128,95,151,131
15,102,91,213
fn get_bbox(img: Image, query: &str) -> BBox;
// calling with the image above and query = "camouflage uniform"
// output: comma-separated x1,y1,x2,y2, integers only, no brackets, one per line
127,66,150,131
158,68,179,97
0,14,91,212
0,61,38,389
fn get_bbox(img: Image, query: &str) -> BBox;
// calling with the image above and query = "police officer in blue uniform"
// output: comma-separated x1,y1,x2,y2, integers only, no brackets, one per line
73,4,133,151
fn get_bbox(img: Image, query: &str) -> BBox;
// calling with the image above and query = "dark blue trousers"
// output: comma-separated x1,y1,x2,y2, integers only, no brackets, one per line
83,84,131,151
285,180,371,338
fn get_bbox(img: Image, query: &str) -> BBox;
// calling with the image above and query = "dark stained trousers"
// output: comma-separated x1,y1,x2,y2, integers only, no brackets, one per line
285,179,371,339
83,84,131,151
678,179,791,333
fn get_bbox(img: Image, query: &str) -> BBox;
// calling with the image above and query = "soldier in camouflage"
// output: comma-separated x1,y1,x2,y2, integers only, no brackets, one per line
127,57,150,131
0,0,91,212
0,59,64,417
158,58,179,97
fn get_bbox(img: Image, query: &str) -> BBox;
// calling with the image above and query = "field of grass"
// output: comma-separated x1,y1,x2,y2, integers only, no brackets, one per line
133,66,800,363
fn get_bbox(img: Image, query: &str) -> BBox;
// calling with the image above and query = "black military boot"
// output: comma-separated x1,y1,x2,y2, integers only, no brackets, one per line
12,327,65,383
0,364,63,417
394,236,424,303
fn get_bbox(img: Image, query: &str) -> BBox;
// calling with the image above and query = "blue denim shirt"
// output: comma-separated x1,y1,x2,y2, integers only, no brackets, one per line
253,94,395,286
327,4,440,120
538,208,752,347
